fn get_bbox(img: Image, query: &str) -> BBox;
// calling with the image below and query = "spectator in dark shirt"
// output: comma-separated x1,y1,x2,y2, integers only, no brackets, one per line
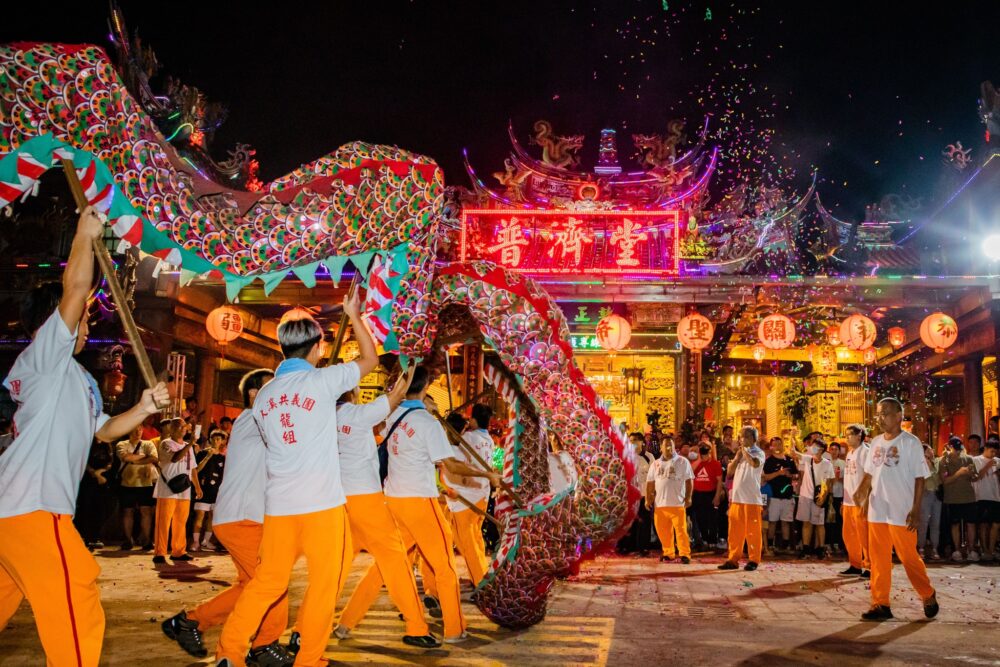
192,430,227,551
762,437,798,553
690,443,724,550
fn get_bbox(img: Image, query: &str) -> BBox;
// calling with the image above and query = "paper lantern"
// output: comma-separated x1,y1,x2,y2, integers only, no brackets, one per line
825,325,842,346
206,306,245,345
751,343,766,363
758,314,795,350
920,312,958,353
596,314,631,352
887,326,906,348
814,345,838,373
839,315,877,351
863,347,878,365
677,313,714,351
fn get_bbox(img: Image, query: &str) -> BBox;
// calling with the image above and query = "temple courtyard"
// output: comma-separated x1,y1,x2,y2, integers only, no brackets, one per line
2,550,999,665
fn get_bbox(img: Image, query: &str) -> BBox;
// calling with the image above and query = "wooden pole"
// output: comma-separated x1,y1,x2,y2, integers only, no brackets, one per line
450,490,502,528
326,273,359,365
438,415,524,509
443,346,454,412
61,159,161,396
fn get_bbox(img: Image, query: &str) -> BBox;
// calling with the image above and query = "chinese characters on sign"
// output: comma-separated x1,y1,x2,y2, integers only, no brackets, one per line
461,209,680,275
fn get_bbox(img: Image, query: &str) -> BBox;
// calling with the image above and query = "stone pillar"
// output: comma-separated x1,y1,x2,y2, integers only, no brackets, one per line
806,372,840,437
196,351,219,436
965,355,986,440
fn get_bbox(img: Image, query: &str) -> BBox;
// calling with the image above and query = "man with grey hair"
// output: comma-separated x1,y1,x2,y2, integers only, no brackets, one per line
216,291,378,666
719,425,765,571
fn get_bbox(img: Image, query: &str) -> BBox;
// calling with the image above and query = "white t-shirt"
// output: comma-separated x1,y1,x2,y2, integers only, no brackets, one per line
634,450,653,489
253,360,361,516
864,430,929,526
383,404,454,498
154,439,196,500
0,312,110,518
730,446,766,505
337,396,391,497
842,445,870,507
798,453,835,501
973,455,1000,502
830,458,846,498
445,429,495,512
646,454,694,507
214,410,266,525
548,450,577,493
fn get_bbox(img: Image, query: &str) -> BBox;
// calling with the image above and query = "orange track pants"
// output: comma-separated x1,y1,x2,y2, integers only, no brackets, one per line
727,502,763,564
217,507,351,667
654,506,691,558
868,522,935,607
338,493,428,636
0,511,104,666
451,499,489,586
842,504,870,570
154,497,190,558
187,520,288,649
340,498,465,638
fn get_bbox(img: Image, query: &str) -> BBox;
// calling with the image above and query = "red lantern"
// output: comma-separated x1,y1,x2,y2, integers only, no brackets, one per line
920,312,958,353
596,314,631,352
751,343,766,363
825,324,842,347
814,345,838,373
863,347,878,365
677,313,714,351
758,314,795,350
839,314,877,351
206,306,245,345
887,326,906,348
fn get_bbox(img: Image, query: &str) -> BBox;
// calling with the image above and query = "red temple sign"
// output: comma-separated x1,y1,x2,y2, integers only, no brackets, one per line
460,209,680,275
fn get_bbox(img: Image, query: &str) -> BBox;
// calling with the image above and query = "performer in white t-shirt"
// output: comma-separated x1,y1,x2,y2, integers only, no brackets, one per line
719,426,766,571
795,440,835,558
332,369,440,648
0,206,168,667
840,424,871,577
853,397,937,621
216,294,376,666
645,438,694,563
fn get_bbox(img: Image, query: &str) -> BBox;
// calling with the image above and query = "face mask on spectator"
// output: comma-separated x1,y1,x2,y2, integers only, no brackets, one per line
688,451,699,461
810,445,820,455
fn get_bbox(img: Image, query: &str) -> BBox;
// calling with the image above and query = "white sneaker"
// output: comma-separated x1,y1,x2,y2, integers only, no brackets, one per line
333,624,351,639
716,539,728,549
968,550,981,562
951,550,964,562
443,631,469,644
929,551,942,561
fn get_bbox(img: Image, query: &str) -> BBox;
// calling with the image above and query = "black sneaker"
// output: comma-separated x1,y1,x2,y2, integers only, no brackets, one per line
152,555,166,565
286,631,300,656
840,566,863,576
923,593,939,619
141,543,154,552
171,554,194,562
161,611,207,658
120,541,135,551
744,561,758,572
717,561,739,570
815,548,827,561
797,548,810,559
861,605,893,621
680,556,691,564
403,634,442,649
423,594,443,619
859,570,871,579
247,641,295,666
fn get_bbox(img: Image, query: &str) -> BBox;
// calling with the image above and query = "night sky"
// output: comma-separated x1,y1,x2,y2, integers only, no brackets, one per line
3,1,997,217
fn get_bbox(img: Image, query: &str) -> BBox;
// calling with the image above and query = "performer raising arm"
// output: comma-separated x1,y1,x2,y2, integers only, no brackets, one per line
0,206,169,667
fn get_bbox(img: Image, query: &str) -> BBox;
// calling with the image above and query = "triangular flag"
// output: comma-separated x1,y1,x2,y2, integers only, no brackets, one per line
179,269,199,287
349,250,377,279
225,275,255,302
262,270,289,296
291,261,320,288
322,256,348,283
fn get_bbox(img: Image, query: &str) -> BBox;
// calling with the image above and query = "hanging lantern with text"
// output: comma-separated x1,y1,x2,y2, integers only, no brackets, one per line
751,343,766,363
596,314,632,352
887,326,906,348
920,312,958,353
863,347,878,365
758,314,796,350
677,313,715,351
814,345,838,373
825,324,842,346
206,306,245,345
839,314,877,351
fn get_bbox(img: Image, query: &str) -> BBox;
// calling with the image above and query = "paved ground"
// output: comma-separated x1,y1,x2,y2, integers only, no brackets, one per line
3,547,1000,665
